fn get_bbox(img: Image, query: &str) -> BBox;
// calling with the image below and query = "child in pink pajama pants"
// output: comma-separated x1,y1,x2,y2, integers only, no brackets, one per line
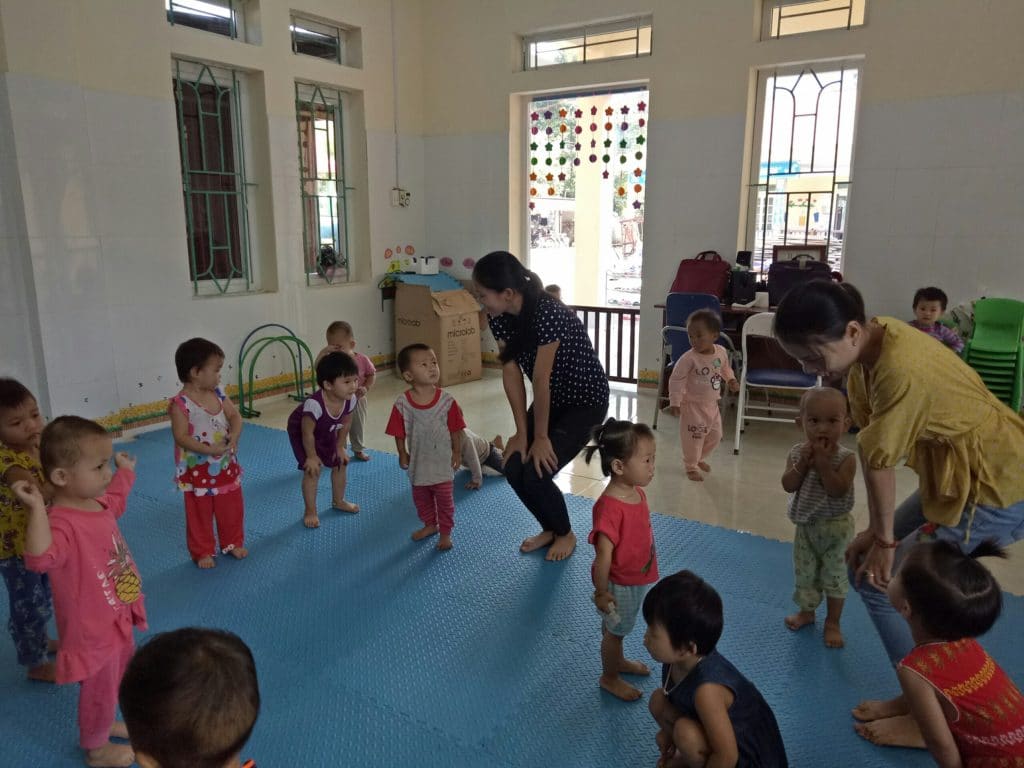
666,309,738,481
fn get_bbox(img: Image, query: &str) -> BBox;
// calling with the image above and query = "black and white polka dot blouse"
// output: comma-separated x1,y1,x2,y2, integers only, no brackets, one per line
488,294,610,410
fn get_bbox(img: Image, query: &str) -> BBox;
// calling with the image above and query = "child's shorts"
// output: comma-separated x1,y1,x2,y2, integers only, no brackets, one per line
601,582,647,637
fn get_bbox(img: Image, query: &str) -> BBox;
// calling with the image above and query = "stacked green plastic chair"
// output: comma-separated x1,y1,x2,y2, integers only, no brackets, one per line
963,298,1024,411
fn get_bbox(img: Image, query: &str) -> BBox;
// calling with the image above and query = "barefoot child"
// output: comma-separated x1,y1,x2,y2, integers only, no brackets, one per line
0,378,56,682
586,417,658,702
855,540,1024,764
666,309,738,481
169,338,246,569
781,387,856,648
14,416,146,768
385,344,466,551
315,321,377,461
120,627,261,768
286,352,361,527
644,570,788,768
459,429,504,489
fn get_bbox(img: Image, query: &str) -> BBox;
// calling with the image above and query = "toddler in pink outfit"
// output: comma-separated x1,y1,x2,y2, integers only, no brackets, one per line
666,309,738,481
14,416,145,768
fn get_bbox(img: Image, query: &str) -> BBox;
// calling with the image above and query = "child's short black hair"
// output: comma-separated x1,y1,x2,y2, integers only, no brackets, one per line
899,539,1006,641
583,417,654,477
687,309,721,335
643,570,724,656
397,343,432,374
912,287,948,311
120,627,260,768
0,378,34,412
545,284,561,294
326,320,353,338
40,416,109,479
175,338,225,383
316,351,359,387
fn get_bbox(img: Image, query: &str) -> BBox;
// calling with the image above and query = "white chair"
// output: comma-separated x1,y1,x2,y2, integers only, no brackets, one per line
732,312,820,454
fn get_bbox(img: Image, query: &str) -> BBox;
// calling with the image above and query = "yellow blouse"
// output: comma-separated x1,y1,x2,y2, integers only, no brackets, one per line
0,445,44,559
848,317,1024,527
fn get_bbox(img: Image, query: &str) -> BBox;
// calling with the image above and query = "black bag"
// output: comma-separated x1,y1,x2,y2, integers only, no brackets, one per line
767,259,831,306
727,271,756,304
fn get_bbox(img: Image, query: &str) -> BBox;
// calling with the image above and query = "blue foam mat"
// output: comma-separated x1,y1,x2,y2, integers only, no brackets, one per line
1,424,1021,767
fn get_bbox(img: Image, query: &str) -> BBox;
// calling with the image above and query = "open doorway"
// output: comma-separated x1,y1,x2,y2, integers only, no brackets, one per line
526,88,649,308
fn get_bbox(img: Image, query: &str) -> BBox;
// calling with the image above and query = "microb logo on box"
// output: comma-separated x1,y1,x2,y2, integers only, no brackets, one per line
446,327,477,339
397,317,421,327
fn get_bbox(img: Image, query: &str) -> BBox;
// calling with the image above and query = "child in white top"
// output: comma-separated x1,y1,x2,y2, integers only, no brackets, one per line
315,321,377,461
666,310,738,481
385,344,466,551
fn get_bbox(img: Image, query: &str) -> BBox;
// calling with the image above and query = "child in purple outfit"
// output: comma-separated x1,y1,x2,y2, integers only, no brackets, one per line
286,352,360,529
909,287,963,354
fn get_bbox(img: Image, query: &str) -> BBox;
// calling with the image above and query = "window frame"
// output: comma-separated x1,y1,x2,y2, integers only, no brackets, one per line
522,16,653,71
166,0,240,40
290,14,347,65
761,0,865,40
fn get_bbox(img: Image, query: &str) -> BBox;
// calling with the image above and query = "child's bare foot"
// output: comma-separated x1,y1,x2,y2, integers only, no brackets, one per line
618,658,651,676
353,451,371,461
492,435,504,450
655,730,679,768
227,546,248,560
852,696,908,722
854,714,926,749
109,721,129,739
545,531,577,561
823,619,844,648
412,525,439,541
46,637,59,654
85,741,134,767
686,469,704,481
599,674,643,701
303,511,320,528
196,555,216,569
784,611,815,631
27,660,56,683
333,499,359,514
437,533,453,551
697,461,711,472
520,530,555,553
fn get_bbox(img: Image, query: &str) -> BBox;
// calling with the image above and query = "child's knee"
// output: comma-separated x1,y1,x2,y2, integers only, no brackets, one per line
673,717,710,766
648,687,667,719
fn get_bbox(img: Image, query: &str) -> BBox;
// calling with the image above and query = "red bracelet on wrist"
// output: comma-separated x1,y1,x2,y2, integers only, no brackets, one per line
873,534,899,549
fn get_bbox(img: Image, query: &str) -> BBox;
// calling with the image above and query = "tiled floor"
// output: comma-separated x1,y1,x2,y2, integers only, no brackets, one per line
247,369,1024,594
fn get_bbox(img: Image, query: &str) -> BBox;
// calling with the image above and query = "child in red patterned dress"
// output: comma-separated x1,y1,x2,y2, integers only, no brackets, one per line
855,539,1024,765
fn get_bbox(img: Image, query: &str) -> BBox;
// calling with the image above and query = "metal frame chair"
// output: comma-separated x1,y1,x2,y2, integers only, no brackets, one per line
732,312,820,453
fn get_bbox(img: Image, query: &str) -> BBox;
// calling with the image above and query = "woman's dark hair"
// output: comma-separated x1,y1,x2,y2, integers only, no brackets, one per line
687,309,721,335
773,280,866,346
174,338,225,383
899,539,1007,641
120,627,260,768
315,351,359,387
472,251,545,364
583,417,654,477
642,570,724,655
0,378,34,412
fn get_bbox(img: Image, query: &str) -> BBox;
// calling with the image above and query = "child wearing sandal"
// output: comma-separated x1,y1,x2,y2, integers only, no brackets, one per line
855,540,1024,765
315,320,377,461
586,418,659,702
287,352,361,528
781,387,856,648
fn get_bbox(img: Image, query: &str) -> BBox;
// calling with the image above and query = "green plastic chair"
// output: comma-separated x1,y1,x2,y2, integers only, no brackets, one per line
965,298,1024,355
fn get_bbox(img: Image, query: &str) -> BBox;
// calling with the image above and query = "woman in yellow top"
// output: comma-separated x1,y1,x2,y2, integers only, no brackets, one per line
774,281,1024,748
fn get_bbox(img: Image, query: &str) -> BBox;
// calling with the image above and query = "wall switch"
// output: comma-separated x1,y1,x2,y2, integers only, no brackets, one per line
390,187,401,207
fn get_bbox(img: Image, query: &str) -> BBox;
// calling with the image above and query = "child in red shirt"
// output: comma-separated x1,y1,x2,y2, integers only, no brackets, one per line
14,416,145,768
586,417,659,702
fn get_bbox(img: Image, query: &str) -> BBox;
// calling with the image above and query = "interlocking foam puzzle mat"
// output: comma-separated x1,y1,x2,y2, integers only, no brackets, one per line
1,424,1021,766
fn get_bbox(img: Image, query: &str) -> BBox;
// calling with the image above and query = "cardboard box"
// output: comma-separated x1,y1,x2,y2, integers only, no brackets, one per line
394,281,482,386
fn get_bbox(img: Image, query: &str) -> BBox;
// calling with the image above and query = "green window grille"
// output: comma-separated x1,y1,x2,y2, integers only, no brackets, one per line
296,83,350,285
173,59,253,294
166,0,238,39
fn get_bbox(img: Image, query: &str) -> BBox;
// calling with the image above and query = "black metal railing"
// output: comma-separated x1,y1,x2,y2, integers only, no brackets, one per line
571,304,640,383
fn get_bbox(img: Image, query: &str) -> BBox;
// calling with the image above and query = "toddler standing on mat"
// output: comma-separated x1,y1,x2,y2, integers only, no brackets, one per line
14,416,146,768
0,378,56,683
169,338,247,569
287,352,361,528
666,309,738,481
386,344,466,551
316,321,376,461
586,417,659,702
781,387,856,648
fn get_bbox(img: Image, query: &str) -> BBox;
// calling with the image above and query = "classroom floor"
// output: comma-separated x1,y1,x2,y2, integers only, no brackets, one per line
248,368,1024,595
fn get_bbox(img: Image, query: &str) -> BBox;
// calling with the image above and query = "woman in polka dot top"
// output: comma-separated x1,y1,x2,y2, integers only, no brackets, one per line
472,251,609,561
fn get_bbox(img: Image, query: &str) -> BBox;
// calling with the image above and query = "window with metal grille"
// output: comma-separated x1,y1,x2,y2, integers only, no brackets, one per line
296,83,351,285
744,62,860,273
762,0,865,40
166,0,239,39
172,59,253,295
291,15,348,64
522,16,652,70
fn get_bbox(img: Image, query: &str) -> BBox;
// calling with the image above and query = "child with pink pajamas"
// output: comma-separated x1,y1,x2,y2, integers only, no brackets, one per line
666,309,738,481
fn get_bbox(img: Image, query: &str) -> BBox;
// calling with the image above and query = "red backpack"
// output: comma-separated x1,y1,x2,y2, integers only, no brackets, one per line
669,251,731,299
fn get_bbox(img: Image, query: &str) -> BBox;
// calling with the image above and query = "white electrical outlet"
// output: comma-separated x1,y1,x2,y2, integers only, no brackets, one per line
399,189,411,207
